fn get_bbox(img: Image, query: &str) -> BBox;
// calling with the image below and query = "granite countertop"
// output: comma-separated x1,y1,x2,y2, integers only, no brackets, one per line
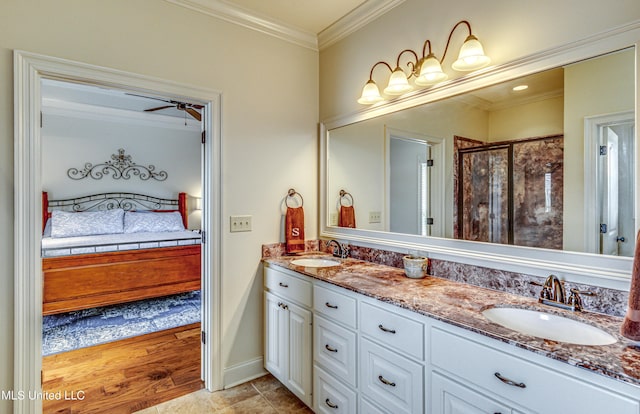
263,254,640,388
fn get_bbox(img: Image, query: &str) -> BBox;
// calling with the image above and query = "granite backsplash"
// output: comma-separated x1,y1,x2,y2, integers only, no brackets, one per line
261,240,629,317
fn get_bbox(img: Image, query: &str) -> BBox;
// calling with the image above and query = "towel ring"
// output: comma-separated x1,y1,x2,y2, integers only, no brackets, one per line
286,188,304,208
339,190,354,207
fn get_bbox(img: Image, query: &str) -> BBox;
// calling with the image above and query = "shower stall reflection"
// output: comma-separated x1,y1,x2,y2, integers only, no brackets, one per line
457,136,564,249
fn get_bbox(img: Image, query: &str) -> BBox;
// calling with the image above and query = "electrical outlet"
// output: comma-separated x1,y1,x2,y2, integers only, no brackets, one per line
369,211,381,223
230,215,252,232
330,213,338,226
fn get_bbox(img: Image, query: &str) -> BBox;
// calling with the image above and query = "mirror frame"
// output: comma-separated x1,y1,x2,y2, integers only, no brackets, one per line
320,21,640,290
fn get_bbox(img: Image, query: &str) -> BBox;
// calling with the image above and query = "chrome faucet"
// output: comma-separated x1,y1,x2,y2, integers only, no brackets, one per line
327,239,348,259
531,275,595,312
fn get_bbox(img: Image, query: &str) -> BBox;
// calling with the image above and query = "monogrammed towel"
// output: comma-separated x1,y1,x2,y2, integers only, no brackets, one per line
285,206,305,253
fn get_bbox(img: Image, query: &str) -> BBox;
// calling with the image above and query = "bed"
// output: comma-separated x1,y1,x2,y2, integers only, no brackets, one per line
41,191,202,315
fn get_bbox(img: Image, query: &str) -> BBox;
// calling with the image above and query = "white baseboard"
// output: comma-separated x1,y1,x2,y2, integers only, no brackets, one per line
223,357,268,389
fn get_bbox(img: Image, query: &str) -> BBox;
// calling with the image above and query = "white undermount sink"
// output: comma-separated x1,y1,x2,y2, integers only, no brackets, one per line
482,307,617,346
290,258,341,268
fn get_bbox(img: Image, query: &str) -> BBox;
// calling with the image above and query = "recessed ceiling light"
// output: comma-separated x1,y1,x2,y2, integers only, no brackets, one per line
513,85,528,91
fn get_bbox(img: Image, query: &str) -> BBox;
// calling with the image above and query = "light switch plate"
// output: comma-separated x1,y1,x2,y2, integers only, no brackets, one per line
330,213,338,226
369,211,381,223
230,215,252,232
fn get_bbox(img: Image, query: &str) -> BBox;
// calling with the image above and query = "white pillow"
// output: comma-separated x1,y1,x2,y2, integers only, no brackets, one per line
124,211,185,233
50,209,125,238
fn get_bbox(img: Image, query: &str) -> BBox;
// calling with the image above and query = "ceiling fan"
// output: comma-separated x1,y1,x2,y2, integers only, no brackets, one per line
127,93,203,121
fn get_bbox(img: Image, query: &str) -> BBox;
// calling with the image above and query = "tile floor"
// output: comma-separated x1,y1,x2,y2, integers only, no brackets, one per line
134,374,314,413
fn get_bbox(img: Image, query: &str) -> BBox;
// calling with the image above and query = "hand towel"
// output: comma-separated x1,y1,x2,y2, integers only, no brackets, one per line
338,205,356,228
285,206,305,253
621,230,640,340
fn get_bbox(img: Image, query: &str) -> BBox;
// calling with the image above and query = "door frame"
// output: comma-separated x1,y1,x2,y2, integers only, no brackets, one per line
384,126,445,236
13,50,223,413
584,110,635,254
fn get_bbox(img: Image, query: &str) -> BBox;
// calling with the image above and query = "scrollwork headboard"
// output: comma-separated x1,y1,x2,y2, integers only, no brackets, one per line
42,191,188,231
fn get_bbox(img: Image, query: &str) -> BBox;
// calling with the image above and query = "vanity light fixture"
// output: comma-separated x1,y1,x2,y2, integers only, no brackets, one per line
358,20,491,104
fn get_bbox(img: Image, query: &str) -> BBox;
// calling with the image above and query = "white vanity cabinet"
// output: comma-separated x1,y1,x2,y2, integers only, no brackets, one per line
429,321,640,414
263,266,313,407
359,299,425,414
264,262,640,414
312,282,359,413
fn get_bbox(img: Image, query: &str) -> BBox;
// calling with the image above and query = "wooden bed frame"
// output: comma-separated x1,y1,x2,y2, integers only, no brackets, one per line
42,191,201,315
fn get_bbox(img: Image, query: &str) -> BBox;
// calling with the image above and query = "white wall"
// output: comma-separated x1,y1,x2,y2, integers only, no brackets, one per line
0,0,318,407
41,112,203,227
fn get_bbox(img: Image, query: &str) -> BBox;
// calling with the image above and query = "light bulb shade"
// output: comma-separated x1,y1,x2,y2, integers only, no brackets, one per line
452,35,491,71
357,80,384,105
383,67,413,95
415,54,448,86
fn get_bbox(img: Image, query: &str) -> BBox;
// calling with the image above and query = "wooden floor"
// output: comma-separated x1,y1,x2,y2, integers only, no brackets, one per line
42,323,203,414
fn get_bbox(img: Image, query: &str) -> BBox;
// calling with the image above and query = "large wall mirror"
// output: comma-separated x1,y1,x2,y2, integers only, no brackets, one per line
321,29,639,286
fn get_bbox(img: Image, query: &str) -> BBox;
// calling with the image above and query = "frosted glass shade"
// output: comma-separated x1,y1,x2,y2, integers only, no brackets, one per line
452,35,491,71
357,80,384,105
383,67,412,95
415,54,448,86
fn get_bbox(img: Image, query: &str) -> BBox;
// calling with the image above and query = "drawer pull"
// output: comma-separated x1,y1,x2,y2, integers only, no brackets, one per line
278,282,289,288
494,372,526,388
325,302,338,309
378,324,396,334
325,398,339,409
325,344,338,353
378,375,396,387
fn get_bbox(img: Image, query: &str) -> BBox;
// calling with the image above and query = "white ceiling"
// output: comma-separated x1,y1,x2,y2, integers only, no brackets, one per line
223,0,368,34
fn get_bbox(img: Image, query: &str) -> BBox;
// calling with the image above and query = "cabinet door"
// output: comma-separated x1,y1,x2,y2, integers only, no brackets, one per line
431,371,512,414
264,291,287,383
286,300,313,407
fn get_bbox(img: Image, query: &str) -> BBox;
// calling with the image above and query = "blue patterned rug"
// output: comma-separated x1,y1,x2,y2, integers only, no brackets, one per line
42,290,201,356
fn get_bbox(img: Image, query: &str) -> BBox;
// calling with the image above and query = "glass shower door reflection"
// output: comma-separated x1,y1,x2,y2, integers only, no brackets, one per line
459,147,509,244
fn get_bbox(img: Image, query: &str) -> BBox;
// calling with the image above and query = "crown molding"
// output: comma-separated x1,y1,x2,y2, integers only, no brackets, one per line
165,0,318,50
165,0,404,52
318,0,406,50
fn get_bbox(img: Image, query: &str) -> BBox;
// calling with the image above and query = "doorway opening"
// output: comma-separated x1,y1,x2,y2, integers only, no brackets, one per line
14,50,222,414
584,110,635,256
384,126,445,237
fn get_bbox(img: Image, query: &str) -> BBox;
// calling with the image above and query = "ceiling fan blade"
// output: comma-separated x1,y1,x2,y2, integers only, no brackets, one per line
144,105,175,112
125,93,172,103
185,107,202,121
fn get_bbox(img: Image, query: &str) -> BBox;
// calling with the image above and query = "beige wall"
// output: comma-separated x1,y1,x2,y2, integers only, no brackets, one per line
563,49,635,251
320,0,640,120
0,0,318,408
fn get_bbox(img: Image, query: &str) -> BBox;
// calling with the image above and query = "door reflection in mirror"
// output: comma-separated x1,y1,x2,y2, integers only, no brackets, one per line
599,120,635,256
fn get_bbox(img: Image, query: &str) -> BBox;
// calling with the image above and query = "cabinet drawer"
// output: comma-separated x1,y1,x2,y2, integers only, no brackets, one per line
431,371,512,414
264,266,311,307
314,366,357,414
360,301,424,360
360,397,388,414
431,326,638,414
360,338,423,414
314,284,357,329
314,314,357,387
